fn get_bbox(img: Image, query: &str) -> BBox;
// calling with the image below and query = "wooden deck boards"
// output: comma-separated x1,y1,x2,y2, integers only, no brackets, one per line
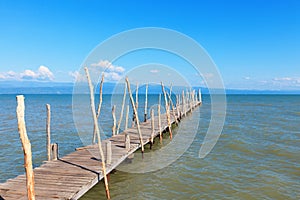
0,102,201,200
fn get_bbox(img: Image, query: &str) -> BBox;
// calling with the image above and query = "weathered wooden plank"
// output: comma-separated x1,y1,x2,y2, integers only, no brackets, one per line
0,102,200,200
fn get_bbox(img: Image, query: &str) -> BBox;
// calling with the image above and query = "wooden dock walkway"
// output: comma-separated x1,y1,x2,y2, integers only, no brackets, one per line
0,102,201,200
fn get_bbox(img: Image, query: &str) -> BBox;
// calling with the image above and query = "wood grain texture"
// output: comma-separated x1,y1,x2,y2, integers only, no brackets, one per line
0,100,200,200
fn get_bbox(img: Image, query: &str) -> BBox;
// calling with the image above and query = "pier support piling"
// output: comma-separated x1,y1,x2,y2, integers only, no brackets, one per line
46,104,51,161
16,95,36,200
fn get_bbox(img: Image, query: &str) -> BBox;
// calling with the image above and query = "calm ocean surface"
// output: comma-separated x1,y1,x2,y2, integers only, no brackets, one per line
0,94,299,199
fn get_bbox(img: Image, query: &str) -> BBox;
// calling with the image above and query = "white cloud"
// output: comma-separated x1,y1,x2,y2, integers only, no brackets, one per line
38,65,54,80
0,66,54,81
203,73,214,79
90,60,125,82
244,76,251,80
68,70,87,82
150,69,159,73
104,71,122,81
272,77,300,87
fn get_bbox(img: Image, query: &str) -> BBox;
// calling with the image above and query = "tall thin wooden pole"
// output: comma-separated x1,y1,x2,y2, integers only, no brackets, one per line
199,88,202,104
126,77,144,153
84,67,110,199
150,109,155,146
16,95,35,200
125,105,129,130
168,84,173,108
117,84,127,135
46,104,51,161
167,92,178,124
112,105,116,136
182,90,186,117
144,84,148,122
132,83,139,127
158,94,162,142
161,82,172,139
93,74,104,144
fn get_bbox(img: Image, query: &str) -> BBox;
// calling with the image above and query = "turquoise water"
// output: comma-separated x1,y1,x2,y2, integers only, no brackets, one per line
0,94,299,199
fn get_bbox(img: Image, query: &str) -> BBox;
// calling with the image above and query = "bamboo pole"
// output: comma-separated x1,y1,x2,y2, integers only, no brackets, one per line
126,77,144,153
182,90,186,117
176,95,181,120
93,74,104,144
168,84,173,108
131,83,139,127
84,67,110,199
112,105,116,136
199,88,202,104
117,84,127,135
144,84,148,122
46,104,51,161
161,82,172,139
167,92,178,125
150,109,155,145
158,94,162,142
125,105,129,130
16,95,35,200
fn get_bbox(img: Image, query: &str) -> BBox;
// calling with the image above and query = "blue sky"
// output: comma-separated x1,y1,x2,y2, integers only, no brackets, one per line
0,0,299,90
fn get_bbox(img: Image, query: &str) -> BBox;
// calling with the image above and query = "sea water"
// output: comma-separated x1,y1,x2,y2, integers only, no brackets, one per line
0,94,299,199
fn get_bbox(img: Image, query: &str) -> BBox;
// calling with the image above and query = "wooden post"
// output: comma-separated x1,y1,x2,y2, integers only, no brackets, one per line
125,133,130,151
106,141,112,165
150,109,155,145
84,67,110,199
46,104,51,161
126,77,144,153
117,84,127,135
131,83,139,127
167,92,178,125
93,74,104,144
16,95,35,200
112,105,116,136
168,84,173,108
161,82,172,139
125,105,129,130
199,88,202,104
158,94,162,142
175,95,181,120
182,90,186,117
144,84,148,122
51,143,58,160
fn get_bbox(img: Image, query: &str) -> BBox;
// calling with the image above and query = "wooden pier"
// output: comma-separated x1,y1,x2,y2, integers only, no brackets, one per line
0,101,201,200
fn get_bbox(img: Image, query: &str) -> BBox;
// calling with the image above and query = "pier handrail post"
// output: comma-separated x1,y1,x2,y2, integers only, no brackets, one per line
158,94,162,142
167,92,178,125
46,104,51,161
126,77,144,153
16,95,36,200
144,83,148,122
117,84,127,135
84,67,110,199
151,109,155,145
198,88,202,104
131,83,139,127
182,91,186,117
117,84,126,135
112,105,116,136
161,82,173,139
125,105,129,130
93,74,104,144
